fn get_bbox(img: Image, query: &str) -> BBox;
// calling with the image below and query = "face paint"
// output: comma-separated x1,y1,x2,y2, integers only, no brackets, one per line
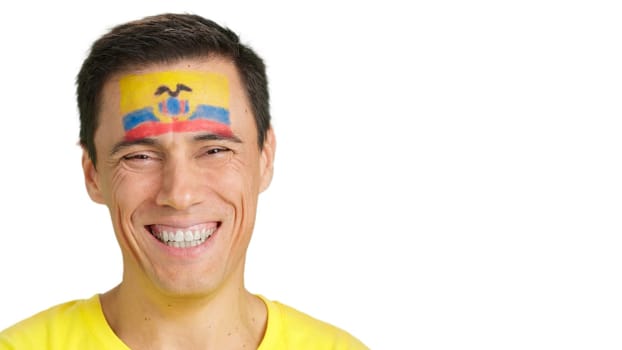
119,71,231,140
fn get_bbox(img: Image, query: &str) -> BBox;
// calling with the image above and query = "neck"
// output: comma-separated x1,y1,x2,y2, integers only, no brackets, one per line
100,264,267,349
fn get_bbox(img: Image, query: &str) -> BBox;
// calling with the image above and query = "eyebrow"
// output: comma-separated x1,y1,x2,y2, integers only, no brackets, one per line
193,132,243,144
109,133,243,157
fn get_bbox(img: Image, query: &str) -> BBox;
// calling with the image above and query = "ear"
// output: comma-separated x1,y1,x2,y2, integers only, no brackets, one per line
82,148,106,204
259,127,276,193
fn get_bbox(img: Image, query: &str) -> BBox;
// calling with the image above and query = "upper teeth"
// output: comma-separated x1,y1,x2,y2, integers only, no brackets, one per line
152,227,216,248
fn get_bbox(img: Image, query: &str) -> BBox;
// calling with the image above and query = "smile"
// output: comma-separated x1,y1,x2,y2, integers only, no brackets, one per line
147,224,217,248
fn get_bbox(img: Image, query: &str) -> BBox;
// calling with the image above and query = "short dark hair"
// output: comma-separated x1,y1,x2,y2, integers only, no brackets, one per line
77,13,270,166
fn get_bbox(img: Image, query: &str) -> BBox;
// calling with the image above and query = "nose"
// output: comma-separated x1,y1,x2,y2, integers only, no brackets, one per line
156,157,203,210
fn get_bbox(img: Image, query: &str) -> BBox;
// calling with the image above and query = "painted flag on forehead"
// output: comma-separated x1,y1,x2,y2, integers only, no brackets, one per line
119,71,232,141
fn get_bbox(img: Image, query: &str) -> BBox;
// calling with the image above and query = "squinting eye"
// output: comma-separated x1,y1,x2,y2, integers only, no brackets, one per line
205,147,230,155
123,154,151,160
122,153,160,162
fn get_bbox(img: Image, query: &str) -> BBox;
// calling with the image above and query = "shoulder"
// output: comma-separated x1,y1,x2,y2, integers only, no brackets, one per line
1,298,87,346
0,295,125,349
258,296,368,350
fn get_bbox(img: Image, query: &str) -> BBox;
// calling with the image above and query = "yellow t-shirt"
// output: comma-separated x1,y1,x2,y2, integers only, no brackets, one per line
0,295,367,349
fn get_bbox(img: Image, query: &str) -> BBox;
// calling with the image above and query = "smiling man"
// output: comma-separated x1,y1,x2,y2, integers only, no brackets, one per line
0,14,367,349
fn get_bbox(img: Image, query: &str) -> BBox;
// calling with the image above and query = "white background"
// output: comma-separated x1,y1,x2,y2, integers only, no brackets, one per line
0,1,621,349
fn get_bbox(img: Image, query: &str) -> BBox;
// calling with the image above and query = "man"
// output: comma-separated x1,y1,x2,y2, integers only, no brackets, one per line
0,13,367,349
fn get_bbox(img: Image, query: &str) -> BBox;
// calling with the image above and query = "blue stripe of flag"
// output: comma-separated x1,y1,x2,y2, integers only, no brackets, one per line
123,107,158,131
189,105,230,124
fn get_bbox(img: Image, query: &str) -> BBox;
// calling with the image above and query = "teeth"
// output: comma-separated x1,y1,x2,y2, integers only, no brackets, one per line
184,231,193,242
151,226,217,248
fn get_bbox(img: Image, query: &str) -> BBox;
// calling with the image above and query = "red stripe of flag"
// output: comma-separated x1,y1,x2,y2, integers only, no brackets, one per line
124,120,233,141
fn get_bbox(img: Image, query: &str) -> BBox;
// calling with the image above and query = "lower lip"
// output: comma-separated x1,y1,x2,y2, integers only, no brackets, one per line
149,227,219,258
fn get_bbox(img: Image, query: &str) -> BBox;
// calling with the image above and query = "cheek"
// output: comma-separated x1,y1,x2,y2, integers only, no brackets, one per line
107,168,160,211
206,157,261,196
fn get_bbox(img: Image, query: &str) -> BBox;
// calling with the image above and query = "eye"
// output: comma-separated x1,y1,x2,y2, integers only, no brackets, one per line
119,151,162,171
121,151,161,163
123,154,152,161
204,147,231,156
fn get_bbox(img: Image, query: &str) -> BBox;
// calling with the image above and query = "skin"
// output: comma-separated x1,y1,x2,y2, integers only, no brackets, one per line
82,57,276,349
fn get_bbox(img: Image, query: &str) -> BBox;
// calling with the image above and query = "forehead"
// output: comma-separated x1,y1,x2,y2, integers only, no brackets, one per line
97,58,254,143
119,70,231,140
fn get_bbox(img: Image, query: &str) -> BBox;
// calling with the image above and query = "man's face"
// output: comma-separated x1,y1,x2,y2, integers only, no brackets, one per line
82,57,275,296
